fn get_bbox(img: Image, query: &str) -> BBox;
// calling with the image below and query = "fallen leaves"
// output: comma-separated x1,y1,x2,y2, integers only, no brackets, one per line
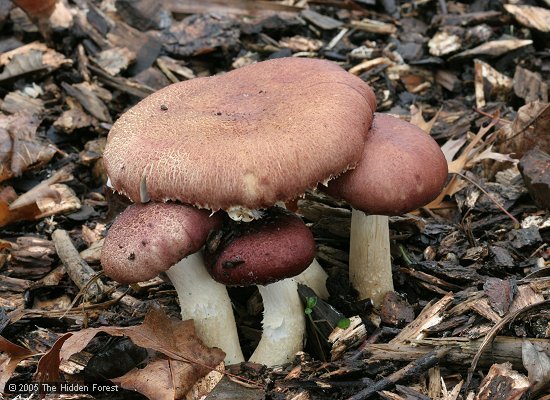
34,308,226,399
0,336,35,392
0,112,56,182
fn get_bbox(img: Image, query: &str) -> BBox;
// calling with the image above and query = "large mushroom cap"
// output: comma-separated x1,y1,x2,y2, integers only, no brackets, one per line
101,202,221,283
204,208,316,286
325,113,448,215
103,57,376,211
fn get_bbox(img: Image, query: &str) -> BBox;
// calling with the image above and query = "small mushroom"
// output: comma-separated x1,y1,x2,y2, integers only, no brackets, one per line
205,208,316,366
325,113,448,306
100,202,245,364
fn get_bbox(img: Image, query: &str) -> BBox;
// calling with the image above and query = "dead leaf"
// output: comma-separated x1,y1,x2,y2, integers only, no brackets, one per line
35,308,225,399
469,145,519,165
34,333,72,384
0,336,35,392
0,184,81,228
9,165,73,210
426,119,498,208
409,105,440,134
0,112,57,177
0,42,72,83
522,339,550,394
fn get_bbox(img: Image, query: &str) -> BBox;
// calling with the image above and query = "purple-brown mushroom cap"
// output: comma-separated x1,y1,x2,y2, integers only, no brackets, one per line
103,57,376,211
101,202,222,283
325,113,448,215
205,209,316,286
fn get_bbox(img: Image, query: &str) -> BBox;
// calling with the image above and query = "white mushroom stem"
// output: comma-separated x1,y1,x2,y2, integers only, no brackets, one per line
349,208,393,307
166,252,245,364
293,258,329,300
249,279,305,366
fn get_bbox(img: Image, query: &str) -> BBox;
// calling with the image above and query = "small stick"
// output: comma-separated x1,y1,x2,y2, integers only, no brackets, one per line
346,348,448,400
52,229,105,300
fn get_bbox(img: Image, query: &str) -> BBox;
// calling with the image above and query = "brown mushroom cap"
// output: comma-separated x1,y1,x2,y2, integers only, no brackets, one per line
101,202,222,283
103,57,376,211
325,113,448,215
204,209,316,286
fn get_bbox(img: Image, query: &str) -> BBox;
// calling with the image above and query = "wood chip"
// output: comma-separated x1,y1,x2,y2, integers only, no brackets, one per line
449,39,533,61
61,81,112,123
301,9,343,30
513,66,549,103
351,18,397,35
504,4,550,33
474,59,513,109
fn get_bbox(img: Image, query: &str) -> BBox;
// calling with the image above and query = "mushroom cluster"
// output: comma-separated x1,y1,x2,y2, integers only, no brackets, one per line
100,57,447,366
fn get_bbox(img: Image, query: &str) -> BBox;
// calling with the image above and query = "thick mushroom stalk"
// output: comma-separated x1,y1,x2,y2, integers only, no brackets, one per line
349,211,392,306
205,208,316,366
249,279,305,365
166,253,244,364
294,258,329,300
325,114,448,306
101,202,244,364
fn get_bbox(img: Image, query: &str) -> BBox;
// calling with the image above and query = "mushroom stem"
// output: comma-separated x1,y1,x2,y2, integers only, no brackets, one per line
166,252,245,364
293,259,329,300
349,208,393,307
249,279,305,366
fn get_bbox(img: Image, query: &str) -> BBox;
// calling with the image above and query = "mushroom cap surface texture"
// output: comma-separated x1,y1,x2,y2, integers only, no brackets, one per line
103,57,376,211
325,113,448,215
101,202,221,283
205,209,316,286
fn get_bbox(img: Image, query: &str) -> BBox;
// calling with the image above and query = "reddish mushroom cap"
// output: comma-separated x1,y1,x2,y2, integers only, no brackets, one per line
325,113,448,215
204,209,316,286
103,57,376,211
101,202,222,283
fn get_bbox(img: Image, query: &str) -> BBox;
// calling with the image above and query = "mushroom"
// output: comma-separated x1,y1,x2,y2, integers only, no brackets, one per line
101,57,377,362
100,202,245,364
205,208,316,366
103,57,376,219
325,113,448,306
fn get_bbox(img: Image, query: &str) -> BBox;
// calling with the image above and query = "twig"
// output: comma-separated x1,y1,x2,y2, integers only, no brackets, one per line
452,172,520,227
52,229,105,301
346,348,448,400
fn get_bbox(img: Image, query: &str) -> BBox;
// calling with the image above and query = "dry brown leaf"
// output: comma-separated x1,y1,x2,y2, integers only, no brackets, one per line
0,186,41,227
522,339,550,393
9,165,73,210
0,184,81,227
35,308,225,399
0,112,57,178
426,120,498,209
0,42,72,82
0,335,35,392
34,333,72,384
409,105,440,134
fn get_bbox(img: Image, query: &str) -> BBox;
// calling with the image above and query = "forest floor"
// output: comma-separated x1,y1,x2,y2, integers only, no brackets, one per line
0,0,549,399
